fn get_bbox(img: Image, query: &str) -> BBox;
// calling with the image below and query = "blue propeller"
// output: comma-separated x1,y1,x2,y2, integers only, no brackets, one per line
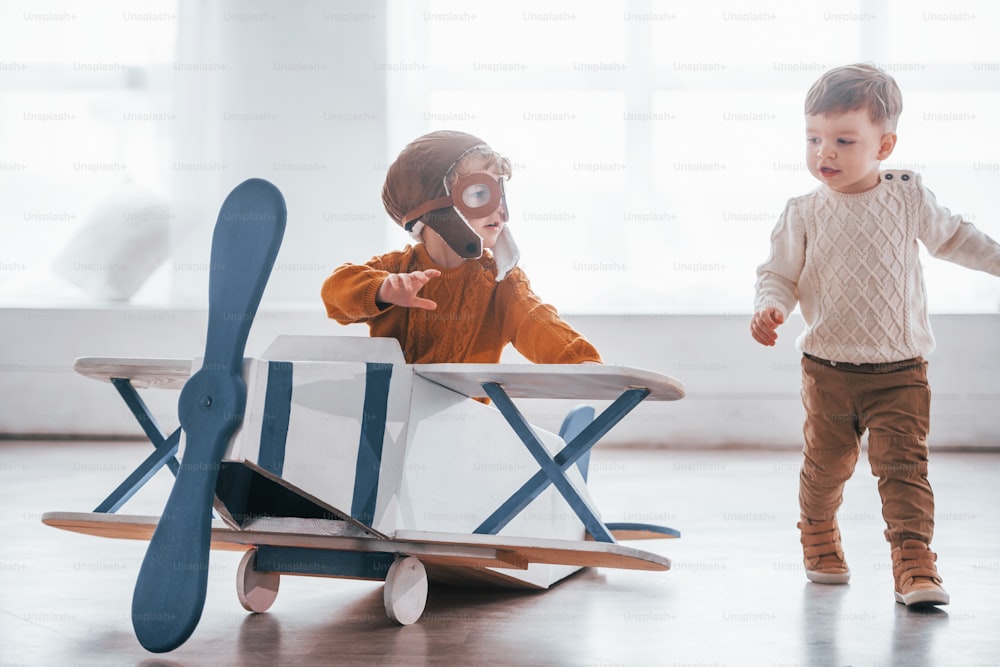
131,179,286,652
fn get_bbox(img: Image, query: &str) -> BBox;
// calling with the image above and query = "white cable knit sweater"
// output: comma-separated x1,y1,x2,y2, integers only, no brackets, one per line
755,170,1000,363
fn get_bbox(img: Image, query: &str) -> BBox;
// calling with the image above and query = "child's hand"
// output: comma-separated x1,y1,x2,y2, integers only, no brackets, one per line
377,269,441,310
751,308,784,346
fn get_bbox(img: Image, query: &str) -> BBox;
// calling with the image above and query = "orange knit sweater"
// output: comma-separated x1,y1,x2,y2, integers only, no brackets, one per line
321,244,602,365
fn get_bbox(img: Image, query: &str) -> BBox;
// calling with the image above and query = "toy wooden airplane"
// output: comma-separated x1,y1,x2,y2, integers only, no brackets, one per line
42,179,686,653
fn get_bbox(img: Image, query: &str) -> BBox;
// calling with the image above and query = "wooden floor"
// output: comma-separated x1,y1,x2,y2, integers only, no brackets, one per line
3,439,999,666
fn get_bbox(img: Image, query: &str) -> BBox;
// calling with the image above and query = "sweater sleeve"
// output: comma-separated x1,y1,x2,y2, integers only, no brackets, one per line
321,253,402,324
754,199,805,318
497,269,602,364
916,176,1000,276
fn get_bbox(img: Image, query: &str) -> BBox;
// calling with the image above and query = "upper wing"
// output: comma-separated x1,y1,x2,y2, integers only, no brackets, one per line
412,363,685,401
74,356,192,389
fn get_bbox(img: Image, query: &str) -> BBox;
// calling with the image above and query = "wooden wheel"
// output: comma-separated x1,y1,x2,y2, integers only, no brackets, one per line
236,548,280,613
383,556,427,625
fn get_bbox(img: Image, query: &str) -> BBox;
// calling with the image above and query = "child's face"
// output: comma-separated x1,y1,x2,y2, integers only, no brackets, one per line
805,108,896,194
452,160,507,250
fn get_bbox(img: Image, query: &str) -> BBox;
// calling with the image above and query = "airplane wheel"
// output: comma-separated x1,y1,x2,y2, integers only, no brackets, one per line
237,547,280,613
383,556,427,625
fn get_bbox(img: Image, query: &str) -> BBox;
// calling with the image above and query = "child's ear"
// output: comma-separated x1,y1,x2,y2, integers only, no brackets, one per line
877,132,897,160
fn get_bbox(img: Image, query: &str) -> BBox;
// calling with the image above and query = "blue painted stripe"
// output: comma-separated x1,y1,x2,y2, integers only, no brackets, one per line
351,363,393,527
258,361,293,476
254,545,394,580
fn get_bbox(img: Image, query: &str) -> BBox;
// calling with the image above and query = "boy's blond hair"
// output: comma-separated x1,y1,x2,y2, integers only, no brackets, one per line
447,145,512,187
805,63,903,131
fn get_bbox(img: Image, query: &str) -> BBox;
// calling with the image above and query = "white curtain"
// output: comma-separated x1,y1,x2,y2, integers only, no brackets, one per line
169,0,390,307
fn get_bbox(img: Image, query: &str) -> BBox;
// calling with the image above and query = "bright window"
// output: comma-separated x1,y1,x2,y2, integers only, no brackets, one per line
2,1,998,314
0,0,177,303
389,0,1000,313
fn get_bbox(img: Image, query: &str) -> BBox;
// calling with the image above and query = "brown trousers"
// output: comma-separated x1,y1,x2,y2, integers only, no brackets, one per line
799,354,934,547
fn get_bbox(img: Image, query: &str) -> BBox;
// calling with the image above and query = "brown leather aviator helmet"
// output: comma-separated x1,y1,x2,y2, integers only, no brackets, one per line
381,130,491,259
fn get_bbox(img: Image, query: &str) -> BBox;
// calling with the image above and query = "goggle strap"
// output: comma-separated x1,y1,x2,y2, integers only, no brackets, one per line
401,195,455,228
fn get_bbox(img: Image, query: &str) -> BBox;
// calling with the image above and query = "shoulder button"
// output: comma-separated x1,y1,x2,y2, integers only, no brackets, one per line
883,169,916,184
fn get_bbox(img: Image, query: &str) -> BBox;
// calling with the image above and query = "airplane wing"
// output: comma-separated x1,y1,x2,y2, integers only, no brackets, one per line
413,363,685,401
73,357,192,389
73,357,686,402
41,511,668,573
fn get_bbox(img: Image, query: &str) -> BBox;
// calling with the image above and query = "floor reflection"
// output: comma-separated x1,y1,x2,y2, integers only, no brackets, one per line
238,611,282,662
889,603,948,667
801,582,850,665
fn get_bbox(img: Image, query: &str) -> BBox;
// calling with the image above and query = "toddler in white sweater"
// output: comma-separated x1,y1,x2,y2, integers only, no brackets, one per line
752,63,1000,607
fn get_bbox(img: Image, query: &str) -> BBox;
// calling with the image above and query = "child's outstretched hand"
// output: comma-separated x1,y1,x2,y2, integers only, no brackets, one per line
751,307,784,346
377,269,441,310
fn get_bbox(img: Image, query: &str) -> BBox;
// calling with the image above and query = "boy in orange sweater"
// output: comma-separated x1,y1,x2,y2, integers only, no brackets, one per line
321,130,601,366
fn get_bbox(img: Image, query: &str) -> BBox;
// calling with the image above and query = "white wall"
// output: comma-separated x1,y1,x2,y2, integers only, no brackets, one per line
2,307,997,450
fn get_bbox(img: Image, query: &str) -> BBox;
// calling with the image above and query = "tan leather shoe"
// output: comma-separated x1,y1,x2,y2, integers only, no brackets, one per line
892,539,949,606
799,518,850,584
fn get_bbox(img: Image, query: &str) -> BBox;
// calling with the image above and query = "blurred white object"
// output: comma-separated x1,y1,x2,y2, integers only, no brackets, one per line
50,186,170,302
